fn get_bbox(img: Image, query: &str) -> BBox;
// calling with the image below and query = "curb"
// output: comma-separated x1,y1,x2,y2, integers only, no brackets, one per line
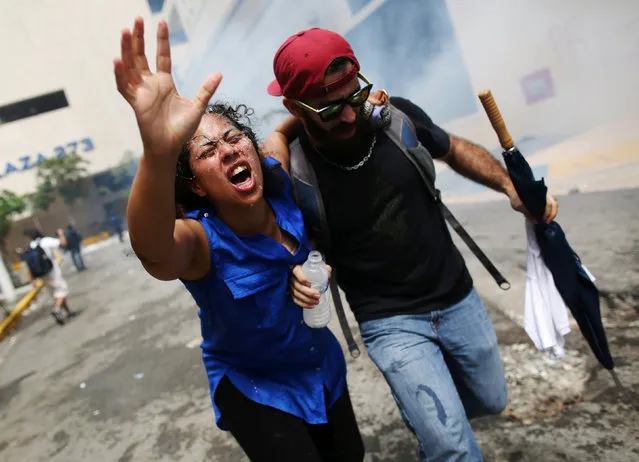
0,281,44,342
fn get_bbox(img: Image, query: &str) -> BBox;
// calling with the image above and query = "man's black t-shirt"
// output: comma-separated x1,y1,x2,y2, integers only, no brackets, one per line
299,96,473,323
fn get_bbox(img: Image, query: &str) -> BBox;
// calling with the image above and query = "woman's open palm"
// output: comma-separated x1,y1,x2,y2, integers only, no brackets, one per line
114,18,222,159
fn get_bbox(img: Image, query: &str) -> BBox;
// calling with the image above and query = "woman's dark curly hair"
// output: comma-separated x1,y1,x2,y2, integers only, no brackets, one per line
175,103,283,218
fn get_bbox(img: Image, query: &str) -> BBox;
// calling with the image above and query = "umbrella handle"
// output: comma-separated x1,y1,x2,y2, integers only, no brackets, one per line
478,90,515,150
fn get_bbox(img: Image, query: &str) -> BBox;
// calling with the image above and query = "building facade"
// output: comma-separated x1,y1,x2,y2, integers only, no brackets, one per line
1,0,638,198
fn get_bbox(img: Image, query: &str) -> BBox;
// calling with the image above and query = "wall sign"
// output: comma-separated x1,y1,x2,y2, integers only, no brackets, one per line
1,137,95,178
521,68,555,105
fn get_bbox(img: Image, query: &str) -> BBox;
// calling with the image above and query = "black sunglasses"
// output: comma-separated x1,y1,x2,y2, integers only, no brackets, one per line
294,73,373,122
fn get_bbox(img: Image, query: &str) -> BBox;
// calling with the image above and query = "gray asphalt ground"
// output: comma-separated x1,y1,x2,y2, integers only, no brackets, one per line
0,187,637,462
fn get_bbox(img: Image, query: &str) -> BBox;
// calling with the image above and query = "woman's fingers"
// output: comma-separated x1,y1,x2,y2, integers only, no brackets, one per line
290,275,320,308
292,265,309,286
120,28,139,84
115,19,149,100
113,59,131,100
193,72,223,112
293,293,317,309
291,279,320,299
132,17,150,74
156,20,172,74
292,288,320,309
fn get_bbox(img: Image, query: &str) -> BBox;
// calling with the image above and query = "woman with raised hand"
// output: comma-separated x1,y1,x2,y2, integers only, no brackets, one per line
115,17,364,462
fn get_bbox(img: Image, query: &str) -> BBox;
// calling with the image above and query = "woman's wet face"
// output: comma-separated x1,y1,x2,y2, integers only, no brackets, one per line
187,114,263,208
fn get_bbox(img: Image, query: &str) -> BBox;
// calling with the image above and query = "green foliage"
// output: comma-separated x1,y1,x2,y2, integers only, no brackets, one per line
29,178,57,212
0,190,26,242
35,152,89,205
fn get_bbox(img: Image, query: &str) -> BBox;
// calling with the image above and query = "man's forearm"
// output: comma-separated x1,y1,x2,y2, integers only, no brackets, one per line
273,116,301,142
444,135,514,196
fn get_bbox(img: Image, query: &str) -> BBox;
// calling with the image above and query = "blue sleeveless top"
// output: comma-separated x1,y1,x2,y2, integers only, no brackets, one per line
181,157,346,430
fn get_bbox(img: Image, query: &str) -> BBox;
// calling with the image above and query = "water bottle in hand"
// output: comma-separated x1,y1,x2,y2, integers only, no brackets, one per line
301,251,331,328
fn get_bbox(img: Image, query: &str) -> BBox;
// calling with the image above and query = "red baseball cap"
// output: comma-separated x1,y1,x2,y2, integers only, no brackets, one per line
267,28,360,100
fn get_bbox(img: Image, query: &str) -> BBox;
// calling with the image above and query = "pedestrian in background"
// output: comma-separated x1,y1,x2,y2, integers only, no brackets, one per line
23,229,75,325
64,224,86,271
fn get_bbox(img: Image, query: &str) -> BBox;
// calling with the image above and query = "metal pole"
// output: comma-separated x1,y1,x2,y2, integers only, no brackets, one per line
0,254,16,305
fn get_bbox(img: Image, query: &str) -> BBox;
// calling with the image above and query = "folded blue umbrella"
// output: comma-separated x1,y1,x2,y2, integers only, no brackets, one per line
479,91,617,378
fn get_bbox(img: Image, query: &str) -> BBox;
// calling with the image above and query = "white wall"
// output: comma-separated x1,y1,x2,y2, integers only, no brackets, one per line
0,0,156,195
2,0,637,197
169,0,639,149
444,0,639,147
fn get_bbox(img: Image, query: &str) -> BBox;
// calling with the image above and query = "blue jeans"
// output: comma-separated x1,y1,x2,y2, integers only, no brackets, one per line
70,248,85,271
359,288,507,462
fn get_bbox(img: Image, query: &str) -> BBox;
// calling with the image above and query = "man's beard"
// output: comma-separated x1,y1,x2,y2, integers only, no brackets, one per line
302,112,372,164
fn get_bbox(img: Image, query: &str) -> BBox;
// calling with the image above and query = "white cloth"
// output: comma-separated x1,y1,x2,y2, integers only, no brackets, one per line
30,237,69,299
42,265,70,299
523,220,571,360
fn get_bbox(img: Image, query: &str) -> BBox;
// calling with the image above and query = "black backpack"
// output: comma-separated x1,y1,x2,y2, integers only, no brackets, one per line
23,243,54,278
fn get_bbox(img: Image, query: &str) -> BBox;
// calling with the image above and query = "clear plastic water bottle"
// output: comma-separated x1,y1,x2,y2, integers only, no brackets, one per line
301,251,331,328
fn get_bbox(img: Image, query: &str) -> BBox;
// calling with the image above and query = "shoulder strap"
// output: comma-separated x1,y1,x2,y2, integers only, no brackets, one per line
385,105,439,201
289,138,331,250
289,138,360,358
288,138,304,201
386,103,511,290
329,276,360,358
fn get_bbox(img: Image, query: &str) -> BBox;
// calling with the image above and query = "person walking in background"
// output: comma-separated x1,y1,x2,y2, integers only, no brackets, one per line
64,224,86,271
23,229,75,325
109,211,125,242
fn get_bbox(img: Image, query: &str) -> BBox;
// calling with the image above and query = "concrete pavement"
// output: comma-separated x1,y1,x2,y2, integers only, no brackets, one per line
0,188,637,461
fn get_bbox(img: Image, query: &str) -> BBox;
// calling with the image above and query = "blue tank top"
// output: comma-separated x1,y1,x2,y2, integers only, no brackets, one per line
181,157,346,430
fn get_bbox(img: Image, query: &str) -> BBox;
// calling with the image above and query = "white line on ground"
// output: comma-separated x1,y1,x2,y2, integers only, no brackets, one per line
186,337,202,349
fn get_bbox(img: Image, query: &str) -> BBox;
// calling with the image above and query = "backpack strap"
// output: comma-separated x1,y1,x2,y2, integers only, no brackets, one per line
289,138,331,250
386,105,437,194
289,138,360,357
329,273,360,358
386,104,511,290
